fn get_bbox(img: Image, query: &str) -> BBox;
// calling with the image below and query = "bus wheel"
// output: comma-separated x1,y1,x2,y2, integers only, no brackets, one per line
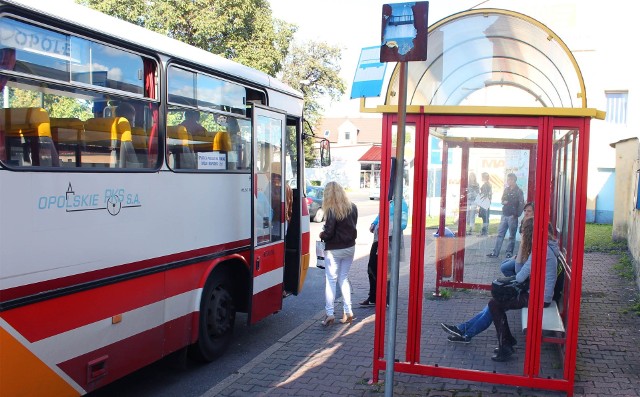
190,276,236,362
313,208,324,223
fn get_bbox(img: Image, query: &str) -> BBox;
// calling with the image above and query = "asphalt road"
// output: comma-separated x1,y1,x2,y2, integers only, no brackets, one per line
87,190,380,397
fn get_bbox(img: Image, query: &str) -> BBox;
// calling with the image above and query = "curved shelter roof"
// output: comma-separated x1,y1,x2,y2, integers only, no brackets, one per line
369,9,603,118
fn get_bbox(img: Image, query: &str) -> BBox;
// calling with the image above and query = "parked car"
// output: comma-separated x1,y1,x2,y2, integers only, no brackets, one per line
306,185,325,223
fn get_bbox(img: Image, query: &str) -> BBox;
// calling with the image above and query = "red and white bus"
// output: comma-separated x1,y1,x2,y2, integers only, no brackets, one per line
0,1,318,394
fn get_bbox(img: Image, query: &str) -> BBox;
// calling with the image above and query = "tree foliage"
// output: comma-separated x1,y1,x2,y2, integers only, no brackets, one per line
77,0,295,76
281,41,345,167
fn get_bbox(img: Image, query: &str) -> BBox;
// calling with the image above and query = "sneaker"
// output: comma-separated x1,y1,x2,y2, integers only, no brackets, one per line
359,299,375,306
447,335,471,343
505,253,513,259
440,323,463,337
486,252,498,258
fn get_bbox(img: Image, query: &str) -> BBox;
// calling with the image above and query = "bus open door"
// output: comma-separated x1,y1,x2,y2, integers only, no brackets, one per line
250,106,288,324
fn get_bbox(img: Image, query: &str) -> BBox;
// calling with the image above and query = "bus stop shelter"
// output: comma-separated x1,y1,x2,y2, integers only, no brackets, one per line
363,9,604,396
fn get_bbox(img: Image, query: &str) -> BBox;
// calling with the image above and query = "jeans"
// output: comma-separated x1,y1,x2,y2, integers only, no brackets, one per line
324,246,355,316
479,207,490,234
467,204,478,232
500,258,516,276
492,215,518,255
457,305,493,339
366,241,379,302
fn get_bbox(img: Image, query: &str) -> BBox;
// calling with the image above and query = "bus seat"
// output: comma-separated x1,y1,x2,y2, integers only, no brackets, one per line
213,130,232,151
0,107,51,138
84,117,139,168
0,107,59,166
50,117,85,142
167,124,190,143
84,117,132,143
167,125,196,169
50,117,84,167
131,126,148,150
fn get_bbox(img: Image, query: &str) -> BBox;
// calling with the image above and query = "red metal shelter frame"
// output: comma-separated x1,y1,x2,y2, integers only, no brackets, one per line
371,113,590,396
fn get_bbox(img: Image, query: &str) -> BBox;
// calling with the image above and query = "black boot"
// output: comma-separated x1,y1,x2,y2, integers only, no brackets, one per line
491,345,515,362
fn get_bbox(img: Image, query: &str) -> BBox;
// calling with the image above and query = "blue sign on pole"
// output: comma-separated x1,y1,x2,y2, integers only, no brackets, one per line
350,46,387,99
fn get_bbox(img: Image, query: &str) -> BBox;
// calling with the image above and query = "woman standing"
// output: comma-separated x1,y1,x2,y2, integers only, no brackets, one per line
478,172,493,235
319,182,358,326
466,172,480,234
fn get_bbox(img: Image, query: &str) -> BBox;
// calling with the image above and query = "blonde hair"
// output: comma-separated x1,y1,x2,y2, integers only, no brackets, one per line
322,181,352,221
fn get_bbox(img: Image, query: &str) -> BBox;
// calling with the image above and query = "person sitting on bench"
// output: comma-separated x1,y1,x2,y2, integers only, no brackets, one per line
440,218,559,362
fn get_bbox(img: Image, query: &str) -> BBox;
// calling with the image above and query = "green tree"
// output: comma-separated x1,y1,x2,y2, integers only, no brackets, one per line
77,0,295,76
1,88,92,119
280,41,346,167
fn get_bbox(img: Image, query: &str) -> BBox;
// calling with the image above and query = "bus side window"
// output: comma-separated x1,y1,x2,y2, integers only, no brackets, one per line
0,107,59,167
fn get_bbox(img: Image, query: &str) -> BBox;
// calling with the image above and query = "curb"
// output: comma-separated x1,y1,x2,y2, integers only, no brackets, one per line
200,310,326,396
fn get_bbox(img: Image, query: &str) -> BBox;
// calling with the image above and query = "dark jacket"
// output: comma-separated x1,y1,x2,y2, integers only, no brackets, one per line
501,185,524,217
480,181,492,201
320,203,358,250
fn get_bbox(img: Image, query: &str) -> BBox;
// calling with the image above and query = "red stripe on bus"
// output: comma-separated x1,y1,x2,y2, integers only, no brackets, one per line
58,314,193,393
253,243,285,276
301,231,310,255
2,255,243,342
251,283,283,323
0,239,250,304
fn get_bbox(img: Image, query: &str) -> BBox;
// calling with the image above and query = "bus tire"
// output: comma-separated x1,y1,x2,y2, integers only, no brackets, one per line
189,275,236,362
313,208,324,223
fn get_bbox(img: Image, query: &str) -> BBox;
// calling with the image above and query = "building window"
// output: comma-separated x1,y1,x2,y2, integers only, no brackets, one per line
605,91,628,125
324,130,330,137
344,131,351,140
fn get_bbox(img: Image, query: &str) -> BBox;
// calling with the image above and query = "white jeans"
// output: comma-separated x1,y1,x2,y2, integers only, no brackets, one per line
324,246,355,316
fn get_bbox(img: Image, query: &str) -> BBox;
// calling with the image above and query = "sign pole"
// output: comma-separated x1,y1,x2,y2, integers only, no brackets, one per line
384,60,408,397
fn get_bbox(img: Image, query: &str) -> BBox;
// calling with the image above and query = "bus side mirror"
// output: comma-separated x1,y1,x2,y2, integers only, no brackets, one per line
320,139,331,167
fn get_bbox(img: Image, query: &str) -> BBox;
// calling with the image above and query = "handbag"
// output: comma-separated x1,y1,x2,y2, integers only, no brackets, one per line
476,195,491,210
316,240,325,269
491,276,529,302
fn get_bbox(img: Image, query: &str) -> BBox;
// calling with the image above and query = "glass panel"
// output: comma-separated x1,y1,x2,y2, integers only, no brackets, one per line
0,76,157,169
166,107,250,171
0,17,144,96
197,74,246,115
168,66,196,106
255,114,283,244
421,122,538,376
388,11,583,108
70,39,144,95
0,17,70,81
379,123,414,361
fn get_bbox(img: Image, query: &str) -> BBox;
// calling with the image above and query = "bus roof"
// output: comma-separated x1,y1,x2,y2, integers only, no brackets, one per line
2,0,303,100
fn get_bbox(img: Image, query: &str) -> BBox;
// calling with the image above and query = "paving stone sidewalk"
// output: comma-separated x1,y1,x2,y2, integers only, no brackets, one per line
204,252,640,397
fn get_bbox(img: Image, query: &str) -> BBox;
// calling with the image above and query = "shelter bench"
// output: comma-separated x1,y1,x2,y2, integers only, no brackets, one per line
521,301,566,344
521,252,569,344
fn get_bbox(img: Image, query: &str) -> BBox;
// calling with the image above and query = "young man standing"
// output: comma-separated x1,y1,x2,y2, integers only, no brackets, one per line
487,173,524,258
